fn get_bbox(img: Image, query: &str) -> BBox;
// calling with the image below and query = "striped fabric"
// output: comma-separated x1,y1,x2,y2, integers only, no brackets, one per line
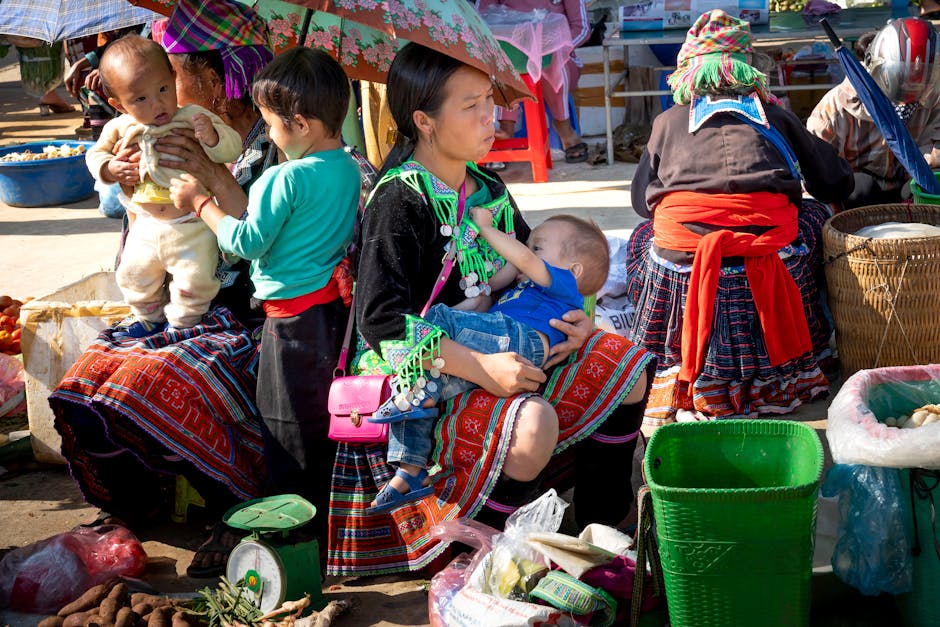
327,331,653,576
162,0,269,50
50,307,264,511
625,199,833,426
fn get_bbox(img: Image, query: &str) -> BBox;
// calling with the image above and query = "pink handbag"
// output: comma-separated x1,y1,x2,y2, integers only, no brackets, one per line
327,183,466,444
327,375,391,443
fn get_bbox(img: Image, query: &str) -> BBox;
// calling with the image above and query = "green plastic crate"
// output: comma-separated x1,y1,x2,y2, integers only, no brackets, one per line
644,420,823,627
896,468,940,627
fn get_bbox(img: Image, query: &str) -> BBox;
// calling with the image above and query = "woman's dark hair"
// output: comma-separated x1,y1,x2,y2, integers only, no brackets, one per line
251,47,349,137
378,43,466,179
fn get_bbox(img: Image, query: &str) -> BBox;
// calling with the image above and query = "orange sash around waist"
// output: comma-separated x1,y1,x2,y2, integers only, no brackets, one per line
653,191,813,384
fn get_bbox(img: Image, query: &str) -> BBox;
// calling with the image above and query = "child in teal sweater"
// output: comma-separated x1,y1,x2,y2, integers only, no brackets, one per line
170,48,360,542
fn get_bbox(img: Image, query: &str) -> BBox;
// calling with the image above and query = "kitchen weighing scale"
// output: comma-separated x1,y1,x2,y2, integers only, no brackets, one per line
223,494,325,613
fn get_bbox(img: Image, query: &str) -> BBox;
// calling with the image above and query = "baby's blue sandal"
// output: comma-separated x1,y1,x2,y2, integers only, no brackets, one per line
368,398,439,424
366,468,435,514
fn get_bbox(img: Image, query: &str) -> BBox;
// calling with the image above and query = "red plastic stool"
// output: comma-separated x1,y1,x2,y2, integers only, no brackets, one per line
479,73,552,183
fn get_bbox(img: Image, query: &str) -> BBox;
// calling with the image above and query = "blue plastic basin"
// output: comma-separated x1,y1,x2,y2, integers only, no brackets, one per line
0,140,96,207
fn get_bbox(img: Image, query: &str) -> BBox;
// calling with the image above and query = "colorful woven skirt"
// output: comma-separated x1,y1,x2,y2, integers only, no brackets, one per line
50,307,264,514
327,331,652,576
625,199,833,426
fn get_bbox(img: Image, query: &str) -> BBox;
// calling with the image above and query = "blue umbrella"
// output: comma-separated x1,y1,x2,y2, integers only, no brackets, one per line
821,18,940,195
0,0,159,43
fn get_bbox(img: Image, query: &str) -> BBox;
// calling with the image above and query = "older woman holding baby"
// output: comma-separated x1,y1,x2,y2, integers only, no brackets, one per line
328,42,655,577
51,0,283,579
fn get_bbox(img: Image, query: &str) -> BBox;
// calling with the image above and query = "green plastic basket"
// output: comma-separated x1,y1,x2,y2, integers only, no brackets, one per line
896,468,940,627
644,420,823,627
911,173,940,205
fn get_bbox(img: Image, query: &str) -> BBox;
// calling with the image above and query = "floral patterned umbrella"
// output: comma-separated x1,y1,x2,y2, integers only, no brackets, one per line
130,0,397,82
296,0,532,105
130,0,531,105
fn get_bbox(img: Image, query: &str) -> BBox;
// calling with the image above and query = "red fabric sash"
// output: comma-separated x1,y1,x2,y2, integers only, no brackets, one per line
653,191,813,384
262,279,340,318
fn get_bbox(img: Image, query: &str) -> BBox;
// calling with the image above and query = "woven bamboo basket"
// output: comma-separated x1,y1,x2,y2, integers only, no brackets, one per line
823,204,940,376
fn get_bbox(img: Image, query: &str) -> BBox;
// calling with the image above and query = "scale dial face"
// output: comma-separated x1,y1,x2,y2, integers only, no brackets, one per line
225,540,286,612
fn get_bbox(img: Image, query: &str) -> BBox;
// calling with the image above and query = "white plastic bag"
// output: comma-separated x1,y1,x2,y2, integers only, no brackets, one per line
595,235,635,337
427,492,577,627
468,489,568,599
828,365,940,468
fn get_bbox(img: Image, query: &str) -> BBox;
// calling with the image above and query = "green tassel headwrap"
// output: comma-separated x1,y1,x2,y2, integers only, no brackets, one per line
666,10,774,106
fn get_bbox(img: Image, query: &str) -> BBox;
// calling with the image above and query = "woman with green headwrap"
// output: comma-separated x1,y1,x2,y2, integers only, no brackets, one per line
626,10,855,424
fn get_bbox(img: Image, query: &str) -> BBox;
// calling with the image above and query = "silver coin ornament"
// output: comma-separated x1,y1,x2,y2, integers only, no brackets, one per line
440,225,453,237
416,376,427,389
427,381,439,393
430,368,441,378
395,396,411,411
433,357,445,368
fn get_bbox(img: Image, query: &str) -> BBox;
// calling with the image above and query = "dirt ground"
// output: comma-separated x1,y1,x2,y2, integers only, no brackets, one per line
0,54,902,626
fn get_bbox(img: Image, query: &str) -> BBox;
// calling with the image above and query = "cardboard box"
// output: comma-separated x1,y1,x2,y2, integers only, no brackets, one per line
20,272,129,464
620,0,768,32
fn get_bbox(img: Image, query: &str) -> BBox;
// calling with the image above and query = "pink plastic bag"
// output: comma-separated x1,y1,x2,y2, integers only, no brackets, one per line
0,353,25,417
0,526,147,613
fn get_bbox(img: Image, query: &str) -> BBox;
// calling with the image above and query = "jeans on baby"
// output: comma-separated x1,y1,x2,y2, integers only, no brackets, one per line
386,304,546,468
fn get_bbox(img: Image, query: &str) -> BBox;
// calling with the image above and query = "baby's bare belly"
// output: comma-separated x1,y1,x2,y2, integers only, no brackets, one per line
138,203,192,220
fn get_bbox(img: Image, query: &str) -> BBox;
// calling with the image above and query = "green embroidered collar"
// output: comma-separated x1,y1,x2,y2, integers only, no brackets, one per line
379,160,516,299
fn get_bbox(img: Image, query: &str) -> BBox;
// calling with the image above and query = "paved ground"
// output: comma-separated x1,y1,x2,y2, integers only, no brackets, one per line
0,57,901,626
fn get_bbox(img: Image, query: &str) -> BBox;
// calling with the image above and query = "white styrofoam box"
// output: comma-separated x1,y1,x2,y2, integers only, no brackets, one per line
20,272,129,464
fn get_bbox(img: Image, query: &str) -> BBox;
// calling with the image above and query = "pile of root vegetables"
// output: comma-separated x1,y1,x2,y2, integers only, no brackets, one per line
38,579,351,627
37,581,197,627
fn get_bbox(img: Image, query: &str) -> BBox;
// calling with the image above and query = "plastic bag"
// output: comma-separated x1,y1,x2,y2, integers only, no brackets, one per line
428,510,578,627
828,365,940,469
822,464,912,596
16,41,65,98
428,518,501,623
0,353,25,417
470,489,568,600
0,526,147,613
594,235,636,337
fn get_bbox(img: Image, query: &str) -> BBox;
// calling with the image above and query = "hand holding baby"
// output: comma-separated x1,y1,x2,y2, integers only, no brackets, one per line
170,172,209,212
191,113,220,148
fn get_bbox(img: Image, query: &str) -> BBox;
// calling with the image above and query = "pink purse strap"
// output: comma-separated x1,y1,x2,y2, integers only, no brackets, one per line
335,181,467,376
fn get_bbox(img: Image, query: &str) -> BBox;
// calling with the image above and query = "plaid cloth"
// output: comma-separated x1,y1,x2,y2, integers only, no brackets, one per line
625,199,833,424
50,307,264,512
667,9,773,105
162,0,273,99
